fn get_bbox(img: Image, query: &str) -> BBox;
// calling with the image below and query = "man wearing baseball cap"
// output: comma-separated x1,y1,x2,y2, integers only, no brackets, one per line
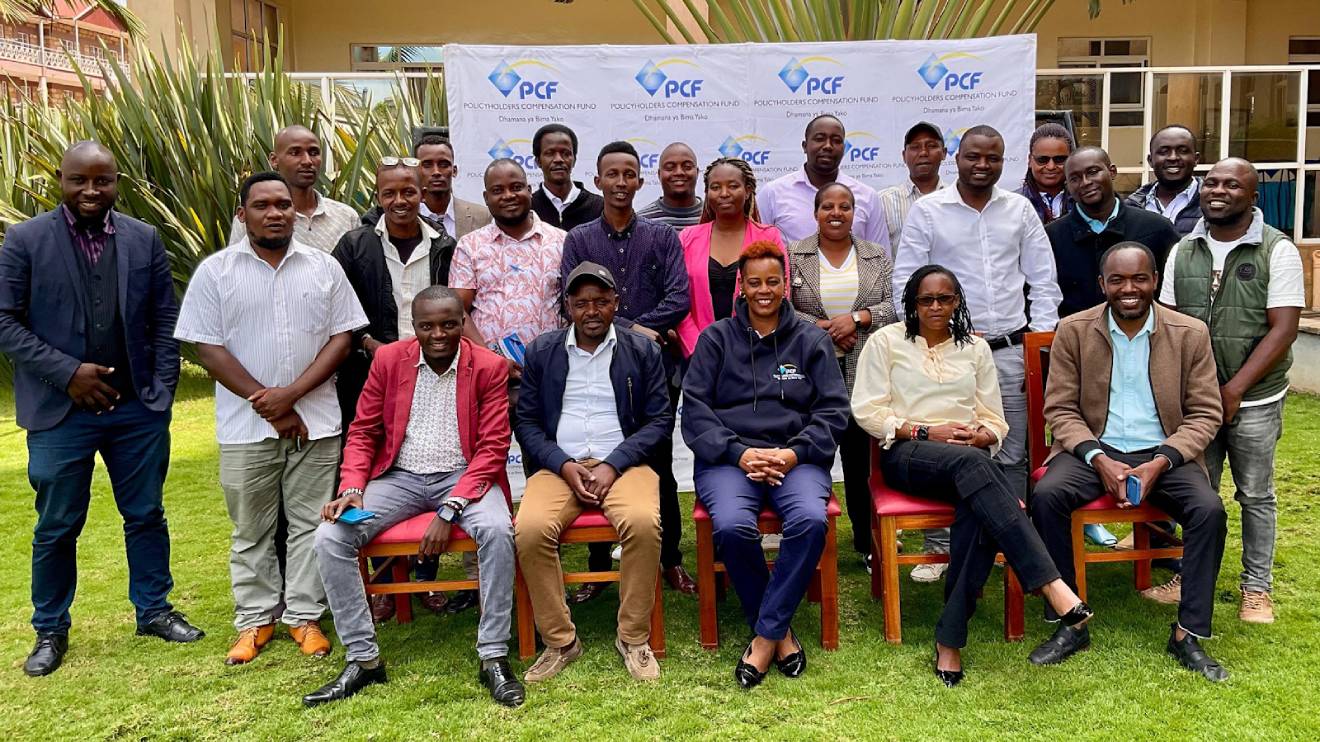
513,262,672,683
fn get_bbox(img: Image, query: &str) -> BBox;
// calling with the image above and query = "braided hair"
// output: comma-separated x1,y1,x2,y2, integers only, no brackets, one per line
902,265,976,347
700,157,760,223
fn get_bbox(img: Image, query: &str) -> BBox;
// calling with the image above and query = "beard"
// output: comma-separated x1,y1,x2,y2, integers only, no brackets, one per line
493,207,530,228
253,233,293,250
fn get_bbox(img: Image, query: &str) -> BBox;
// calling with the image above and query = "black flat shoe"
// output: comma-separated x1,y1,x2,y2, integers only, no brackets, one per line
479,658,526,707
136,610,205,643
23,632,68,677
933,644,964,688
1028,623,1090,665
302,661,388,707
774,629,806,678
1166,624,1228,683
445,589,480,614
1059,601,1094,628
734,640,768,690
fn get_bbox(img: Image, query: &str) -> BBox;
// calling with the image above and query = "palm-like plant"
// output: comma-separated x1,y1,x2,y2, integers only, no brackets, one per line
0,0,145,38
633,0,1118,43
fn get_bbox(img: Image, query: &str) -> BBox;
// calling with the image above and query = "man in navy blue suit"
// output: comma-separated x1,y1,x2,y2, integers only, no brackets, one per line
0,141,204,677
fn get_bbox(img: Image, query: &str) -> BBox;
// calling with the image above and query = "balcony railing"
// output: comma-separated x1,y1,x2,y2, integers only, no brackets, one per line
0,38,120,74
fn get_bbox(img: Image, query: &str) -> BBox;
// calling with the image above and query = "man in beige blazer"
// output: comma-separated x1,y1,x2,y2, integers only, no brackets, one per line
1028,241,1229,682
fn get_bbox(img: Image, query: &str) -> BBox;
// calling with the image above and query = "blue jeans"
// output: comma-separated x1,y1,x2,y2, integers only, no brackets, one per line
27,399,174,633
694,462,830,641
1205,399,1284,593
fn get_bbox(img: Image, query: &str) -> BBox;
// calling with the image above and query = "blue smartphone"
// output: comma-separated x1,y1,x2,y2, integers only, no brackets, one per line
1125,474,1142,506
338,507,378,524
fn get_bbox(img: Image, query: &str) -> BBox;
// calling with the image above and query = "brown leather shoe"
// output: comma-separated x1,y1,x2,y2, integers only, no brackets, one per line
569,582,609,604
225,624,275,665
663,565,698,595
419,591,449,614
290,621,332,657
370,594,395,623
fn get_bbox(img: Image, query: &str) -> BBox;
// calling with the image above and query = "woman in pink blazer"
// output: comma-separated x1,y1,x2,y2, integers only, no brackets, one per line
675,157,786,357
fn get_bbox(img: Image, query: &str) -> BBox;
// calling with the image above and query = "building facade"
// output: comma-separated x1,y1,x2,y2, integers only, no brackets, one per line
0,1,128,105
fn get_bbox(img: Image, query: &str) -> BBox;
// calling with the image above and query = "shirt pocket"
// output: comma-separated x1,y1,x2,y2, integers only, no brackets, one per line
299,287,332,334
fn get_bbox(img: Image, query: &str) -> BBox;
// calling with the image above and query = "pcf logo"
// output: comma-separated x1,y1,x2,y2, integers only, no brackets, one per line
488,58,561,100
916,52,985,91
718,135,772,165
844,131,883,163
777,56,845,96
487,137,538,169
942,127,970,157
625,137,662,170
635,58,704,98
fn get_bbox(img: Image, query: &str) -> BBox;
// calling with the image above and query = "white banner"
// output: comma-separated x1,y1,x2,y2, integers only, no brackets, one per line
448,37,1037,493
445,36,1036,205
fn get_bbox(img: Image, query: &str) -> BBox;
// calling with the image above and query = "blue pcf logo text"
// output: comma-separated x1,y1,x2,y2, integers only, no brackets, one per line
916,52,985,91
488,59,561,100
635,58,704,98
719,135,771,165
778,56,845,96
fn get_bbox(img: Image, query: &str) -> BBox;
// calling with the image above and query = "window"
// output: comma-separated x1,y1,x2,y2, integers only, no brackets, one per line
1057,37,1150,127
350,44,444,73
1289,37,1320,128
231,0,281,71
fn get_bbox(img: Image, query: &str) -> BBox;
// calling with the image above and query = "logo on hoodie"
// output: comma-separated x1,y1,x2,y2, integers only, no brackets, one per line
773,363,805,381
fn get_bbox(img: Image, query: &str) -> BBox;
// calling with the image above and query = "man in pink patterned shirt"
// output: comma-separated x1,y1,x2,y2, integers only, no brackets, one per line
451,159,567,385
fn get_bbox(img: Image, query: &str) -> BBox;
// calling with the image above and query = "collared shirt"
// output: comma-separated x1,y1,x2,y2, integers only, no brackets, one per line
227,190,360,253
1090,309,1165,459
395,346,467,474
878,178,946,253
852,322,1009,455
559,214,690,335
1143,177,1200,222
419,199,456,238
756,168,890,247
375,216,441,339
556,325,625,460
450,213,567,349
174,237,368,444
1079,198,1122,234
1043,191,1067,221
893,185,1061,337
61,204,115,265
544,182,581,217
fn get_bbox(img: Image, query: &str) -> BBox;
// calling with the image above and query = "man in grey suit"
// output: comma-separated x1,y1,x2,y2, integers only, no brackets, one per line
416,134,492,240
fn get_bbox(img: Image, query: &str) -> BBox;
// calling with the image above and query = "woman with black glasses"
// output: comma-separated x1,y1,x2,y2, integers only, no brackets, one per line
851,265,1092,687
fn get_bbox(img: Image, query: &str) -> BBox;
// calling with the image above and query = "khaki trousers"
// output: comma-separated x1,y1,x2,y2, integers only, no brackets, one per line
514,463,660,647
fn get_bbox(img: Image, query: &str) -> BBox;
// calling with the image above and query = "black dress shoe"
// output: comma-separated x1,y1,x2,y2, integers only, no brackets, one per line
136,611,205,643
1059,601,1094,628
23,633,68,677
568,582,609,605
734,640,768,690
1029,623,1090,665
1166,624,1228,682
444,589,480,614
933,644,963,688
774,629,806,678
302,661,388,707
479,658,526,707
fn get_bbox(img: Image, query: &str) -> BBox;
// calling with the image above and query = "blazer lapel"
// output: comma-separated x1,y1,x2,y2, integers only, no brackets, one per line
456,345,474,460
789,236,824,316
46,210,87,317
852,238,888,312
114,215,131,316
395,345,419,449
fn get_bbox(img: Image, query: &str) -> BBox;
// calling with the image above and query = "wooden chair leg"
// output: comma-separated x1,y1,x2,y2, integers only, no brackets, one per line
1003,565,1025,642
357,555,370,587
515,565,536,661
649,571,666,659
1133,521,1152,591
880,515,902,643
807,562,823,604
820,515,839,651
696,518,719,650
391,557,413,624
1071,516,1088,602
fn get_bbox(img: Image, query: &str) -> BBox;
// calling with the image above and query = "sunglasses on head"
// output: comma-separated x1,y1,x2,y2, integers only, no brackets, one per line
380,156,421,167
1033,154,1069,166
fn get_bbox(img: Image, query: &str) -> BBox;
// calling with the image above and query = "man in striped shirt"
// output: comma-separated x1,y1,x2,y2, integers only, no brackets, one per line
878,122,948,256
177,171,368,666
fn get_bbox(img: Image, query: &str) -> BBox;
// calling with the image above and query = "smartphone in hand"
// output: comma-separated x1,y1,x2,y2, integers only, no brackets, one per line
1125,474,1143,506
338,507,379,525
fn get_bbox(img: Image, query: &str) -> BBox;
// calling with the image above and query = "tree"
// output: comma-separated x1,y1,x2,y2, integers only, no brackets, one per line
0,0,145,38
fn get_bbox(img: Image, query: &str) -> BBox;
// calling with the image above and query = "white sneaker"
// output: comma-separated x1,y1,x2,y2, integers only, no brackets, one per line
910,563,948,583
611,545,622,561
761,534,782,552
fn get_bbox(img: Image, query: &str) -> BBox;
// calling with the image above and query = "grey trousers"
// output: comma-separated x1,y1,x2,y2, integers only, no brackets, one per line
219,436,339,630
314,468,515,662
923,344,1028,553
1205,398,1284,593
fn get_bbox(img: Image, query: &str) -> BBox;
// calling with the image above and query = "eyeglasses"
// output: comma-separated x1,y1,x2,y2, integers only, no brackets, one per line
1033,155,1069,166
915,293,958,307
380,156,421,167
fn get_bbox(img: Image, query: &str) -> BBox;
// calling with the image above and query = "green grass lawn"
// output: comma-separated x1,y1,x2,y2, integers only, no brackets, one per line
1,368,1318,740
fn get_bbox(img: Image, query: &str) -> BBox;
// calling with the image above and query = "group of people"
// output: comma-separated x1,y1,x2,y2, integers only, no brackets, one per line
0,110,1298,705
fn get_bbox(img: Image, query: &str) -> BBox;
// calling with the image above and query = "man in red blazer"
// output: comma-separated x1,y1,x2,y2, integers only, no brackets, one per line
302,286,524,708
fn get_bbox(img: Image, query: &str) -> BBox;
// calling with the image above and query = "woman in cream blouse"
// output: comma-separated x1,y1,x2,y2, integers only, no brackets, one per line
851,264,1092,687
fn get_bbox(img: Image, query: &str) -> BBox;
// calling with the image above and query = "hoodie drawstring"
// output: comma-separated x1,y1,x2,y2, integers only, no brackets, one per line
746,325,758,413
772,331,784,401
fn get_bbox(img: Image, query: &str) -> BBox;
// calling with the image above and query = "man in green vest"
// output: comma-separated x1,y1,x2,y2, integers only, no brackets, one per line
1158,158,1303,624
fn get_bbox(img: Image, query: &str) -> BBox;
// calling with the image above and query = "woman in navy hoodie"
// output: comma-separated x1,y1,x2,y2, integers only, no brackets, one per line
682,240,849,690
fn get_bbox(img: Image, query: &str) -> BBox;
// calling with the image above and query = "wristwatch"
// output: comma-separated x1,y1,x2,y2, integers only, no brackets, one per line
915,425,930,441
437,503,460,523
340,487,365,499
851,311,864,328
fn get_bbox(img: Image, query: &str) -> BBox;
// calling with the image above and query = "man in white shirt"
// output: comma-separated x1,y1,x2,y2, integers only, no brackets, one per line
1158,158,1302,624
176,172,367,666
415,134,492,239
894,124,1062,505
226,125,359,252
878,121,948,254
757,114,889,247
